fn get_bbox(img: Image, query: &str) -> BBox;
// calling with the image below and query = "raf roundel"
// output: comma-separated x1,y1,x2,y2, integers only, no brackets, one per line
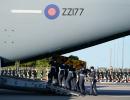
44,4,60,20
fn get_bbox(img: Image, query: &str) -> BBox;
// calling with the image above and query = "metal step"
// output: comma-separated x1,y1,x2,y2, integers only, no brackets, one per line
47,84,80,96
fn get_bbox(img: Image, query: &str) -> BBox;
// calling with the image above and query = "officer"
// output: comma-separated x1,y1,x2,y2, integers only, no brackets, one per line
89,66,97,96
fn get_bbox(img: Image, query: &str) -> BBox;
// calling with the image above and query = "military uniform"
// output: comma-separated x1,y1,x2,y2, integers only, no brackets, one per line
66,65,74,90
89,67,97,96
79,68,88,94
58,64,66,86
71,68,77,91
76,70,80,92
48,61,59,85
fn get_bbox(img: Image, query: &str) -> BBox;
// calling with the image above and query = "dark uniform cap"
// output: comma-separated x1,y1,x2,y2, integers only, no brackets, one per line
90,66,94,69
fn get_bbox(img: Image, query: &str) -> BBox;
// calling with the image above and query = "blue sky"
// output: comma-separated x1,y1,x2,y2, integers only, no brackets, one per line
63,35,130,69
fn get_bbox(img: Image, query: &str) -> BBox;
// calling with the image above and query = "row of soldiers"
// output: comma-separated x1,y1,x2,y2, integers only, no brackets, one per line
1,67,129,84
47,60,97,95
96,69,130,83
0,68,46,80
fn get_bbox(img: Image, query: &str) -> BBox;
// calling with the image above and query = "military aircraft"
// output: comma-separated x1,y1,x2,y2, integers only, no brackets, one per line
0,0,130,66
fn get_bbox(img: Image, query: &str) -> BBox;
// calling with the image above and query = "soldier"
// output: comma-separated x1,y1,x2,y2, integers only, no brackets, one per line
105,70,108,82
48,70,52,84
58,63,66,87
89,66,97,96
108,70,111,82
119,69,123,82
96,69,100,82
115,72,119,82
79,67,87,94
53,61,59,85
48,60,59,85
71,67,77,91
66,65,74,90
28,68,32,79
76,70,80,92
101,71,104,82
12,69,15,77
113,71,116,82
7,68,10,76
63,64,69,88
40,70,44,80
19,69,23,78
23,68,27,78
123,71,128,83
10,69,13,77
65,64,69,79
33,68,37,80
1,69,4,76
99,71,102,82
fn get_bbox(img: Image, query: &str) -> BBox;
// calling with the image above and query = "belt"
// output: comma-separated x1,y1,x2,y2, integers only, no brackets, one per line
52,66,56,68
80,74,85,76
60,69,65,70
69,71,73,73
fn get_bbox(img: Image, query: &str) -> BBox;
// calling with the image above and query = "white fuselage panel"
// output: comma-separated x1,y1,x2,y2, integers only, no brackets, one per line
0,0,130,60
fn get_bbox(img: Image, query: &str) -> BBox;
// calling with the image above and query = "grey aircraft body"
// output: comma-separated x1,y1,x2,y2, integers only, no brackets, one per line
0,0,130,63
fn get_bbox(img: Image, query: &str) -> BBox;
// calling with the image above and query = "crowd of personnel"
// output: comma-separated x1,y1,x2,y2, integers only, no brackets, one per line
47,60,130,95
0,67,47,80
0,65,97,95
96,69,130,83
47,60,97,95
0,62,130,95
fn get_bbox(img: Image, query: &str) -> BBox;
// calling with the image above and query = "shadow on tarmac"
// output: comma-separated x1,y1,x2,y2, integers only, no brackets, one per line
98,90,130,96
85,85,130,96
0,85,130,96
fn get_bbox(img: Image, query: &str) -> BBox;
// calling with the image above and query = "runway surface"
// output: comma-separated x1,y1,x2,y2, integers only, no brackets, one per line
0,84,130,100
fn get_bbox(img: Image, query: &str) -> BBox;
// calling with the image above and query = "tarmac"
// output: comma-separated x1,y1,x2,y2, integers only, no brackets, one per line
0,83,130,100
